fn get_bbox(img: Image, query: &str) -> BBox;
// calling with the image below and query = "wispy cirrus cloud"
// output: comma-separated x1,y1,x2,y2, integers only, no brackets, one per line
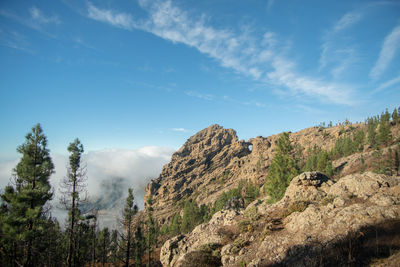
333,12,362,32
370,24,400,80
30,6,61,25
267,0,276,11
319,11,362,76
0,28,34,53
268,57,354,105
86,0,355,105
171,128,189,132
87,3,135,30
0,7,59,38
374,74,400,93
185,91,215,101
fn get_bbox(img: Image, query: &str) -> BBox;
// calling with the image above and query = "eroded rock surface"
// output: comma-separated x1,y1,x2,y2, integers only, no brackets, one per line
145,124,349,225
161,171,400,266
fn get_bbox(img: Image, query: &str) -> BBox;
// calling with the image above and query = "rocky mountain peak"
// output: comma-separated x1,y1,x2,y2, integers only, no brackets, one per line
172,124,239,160
145,125,251,222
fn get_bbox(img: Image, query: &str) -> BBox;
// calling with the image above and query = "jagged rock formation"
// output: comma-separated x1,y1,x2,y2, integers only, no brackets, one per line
145,124,252,223
160,171,400,266
145,124,349,224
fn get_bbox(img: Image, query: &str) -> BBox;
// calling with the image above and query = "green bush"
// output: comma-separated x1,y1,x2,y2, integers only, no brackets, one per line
197,243,222,258
244,206,259,221
231,237,247,254
238,219,252,233
180,251,221,267
281,201,309,218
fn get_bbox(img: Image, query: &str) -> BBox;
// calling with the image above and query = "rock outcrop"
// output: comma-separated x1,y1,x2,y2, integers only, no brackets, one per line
160,171,400,266
145,124,353,225
145,124,252,223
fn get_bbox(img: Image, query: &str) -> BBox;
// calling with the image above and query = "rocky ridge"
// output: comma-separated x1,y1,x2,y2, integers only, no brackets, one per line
145,124,358,224
160,171,400,266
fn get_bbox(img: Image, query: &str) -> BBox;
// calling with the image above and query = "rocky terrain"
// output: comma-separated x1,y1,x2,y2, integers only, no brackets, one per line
159,171,400,266
144,121,400,266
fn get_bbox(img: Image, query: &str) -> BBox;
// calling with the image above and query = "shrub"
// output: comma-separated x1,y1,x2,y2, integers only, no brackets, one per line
231,237,247,254
197,243,222,258
281,201,309,218
180,251,221,267
244,206,260,221
238,219,252,233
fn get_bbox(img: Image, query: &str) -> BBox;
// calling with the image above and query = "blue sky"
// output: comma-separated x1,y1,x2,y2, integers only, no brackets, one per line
1,0,400,159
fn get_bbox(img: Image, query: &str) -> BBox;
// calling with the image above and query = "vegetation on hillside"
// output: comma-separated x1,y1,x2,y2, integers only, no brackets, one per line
264,106,400,203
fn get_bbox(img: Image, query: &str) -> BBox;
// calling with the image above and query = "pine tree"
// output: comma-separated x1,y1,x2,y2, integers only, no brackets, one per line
121,188,138,267
146,195,157,267
394,146,400,176
109,229,119,265
367,117,378,147
169,213,182,235
60,138,86,267
134,224,144,267
97,227,110,267
90,212,98,266
377,113,391,146
1,123,54,267
181,199,202,233
392,107,399,124
264,132,299,203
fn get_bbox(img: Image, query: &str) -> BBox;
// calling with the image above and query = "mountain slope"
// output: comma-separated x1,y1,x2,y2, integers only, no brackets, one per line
142,117,400,266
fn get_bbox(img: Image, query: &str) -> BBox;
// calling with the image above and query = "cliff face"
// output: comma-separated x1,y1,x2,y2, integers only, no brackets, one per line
145,124,252,223
145,123,361,225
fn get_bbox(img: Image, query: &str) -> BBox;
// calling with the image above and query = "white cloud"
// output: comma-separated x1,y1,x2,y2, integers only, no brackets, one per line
185,91,215,101
370,24,400,80
333,12,362,32
319,12,362,75
268,58,354,105
374,74,400,93
0,28,34,53
243,101,266,108
74,37,97,50
172,128,189,132
87,1,356,105
267,0,276,11
87,2,135,30
0,159,18,190
29,6,60,24
0,8,58,38
0,146,174,228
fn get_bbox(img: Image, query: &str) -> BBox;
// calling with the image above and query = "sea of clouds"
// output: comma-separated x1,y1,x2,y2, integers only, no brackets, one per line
0,146,174,228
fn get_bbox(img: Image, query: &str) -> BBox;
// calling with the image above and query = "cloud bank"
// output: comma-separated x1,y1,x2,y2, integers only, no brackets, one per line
0,146,174,228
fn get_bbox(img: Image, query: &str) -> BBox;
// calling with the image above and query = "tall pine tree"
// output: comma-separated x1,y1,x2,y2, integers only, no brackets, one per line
146,195,158,267
60,138,86,267
121,188,138,267
1,123,54,267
